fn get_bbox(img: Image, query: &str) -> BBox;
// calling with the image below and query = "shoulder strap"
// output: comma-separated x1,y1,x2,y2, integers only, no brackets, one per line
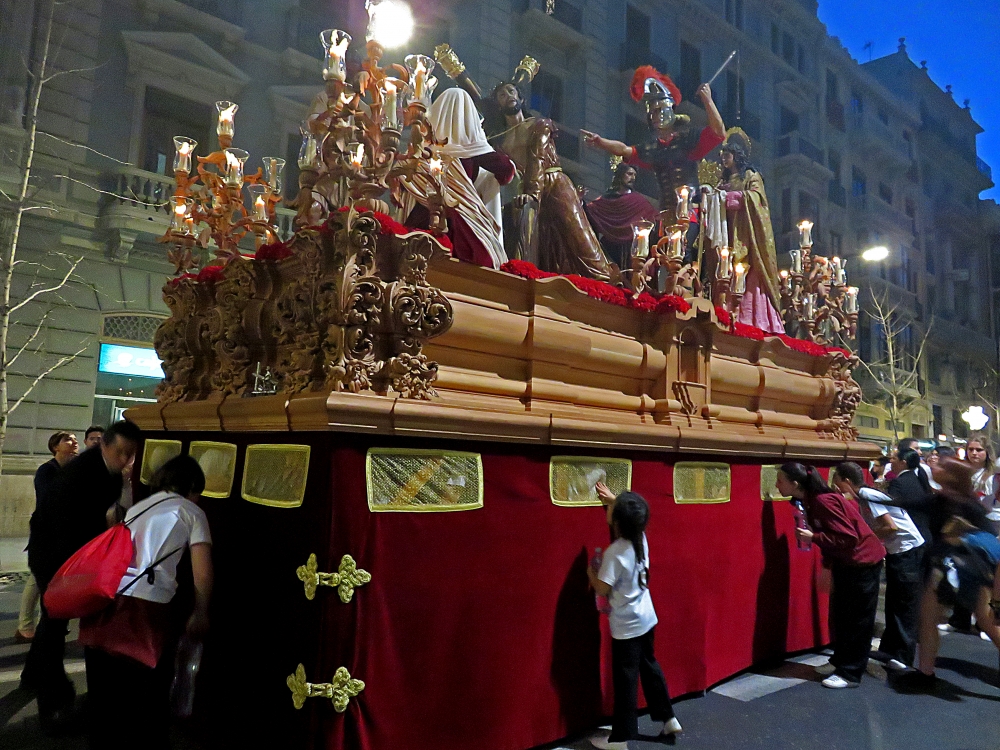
123,495,179,527
116,546,184,596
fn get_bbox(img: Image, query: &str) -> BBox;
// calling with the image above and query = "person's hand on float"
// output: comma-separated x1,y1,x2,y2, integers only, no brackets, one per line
595,482,616,504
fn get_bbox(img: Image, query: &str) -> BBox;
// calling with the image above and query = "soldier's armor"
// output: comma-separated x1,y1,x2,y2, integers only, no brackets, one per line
634,127,703,210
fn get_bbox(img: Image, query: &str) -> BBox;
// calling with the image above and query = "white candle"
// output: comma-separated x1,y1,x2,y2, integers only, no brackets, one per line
668,230,683,258
173,137,196,174
734,263,747,293
797,220,813,248
790,248,802,274
633,222,653,258
253,195,267,221
413,58,427,101
351,143,365,169
845,286,858,314
384,79,398,129
676,185,691,221
223,148,248,187
216,101,238,139
717,247,731,279
322,30,351,82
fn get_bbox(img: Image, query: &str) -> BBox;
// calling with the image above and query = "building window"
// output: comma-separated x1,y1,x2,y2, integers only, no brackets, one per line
830,232,842,255
94,314,167,425
725,0,743,29
953,409,968,439
549,0,583,31
933,405,943,437
926,250,935,275
826,70,839,102
680,42,702,103
530,70,563,122
779,107,799,136
782,32,795,66
771,23,780,55
624,5,651,67
850,92,864,114
852,167,867,197
141,88,212,175
797,45,806,74
828,150,842,181
858,415,879,430
878,182,893,204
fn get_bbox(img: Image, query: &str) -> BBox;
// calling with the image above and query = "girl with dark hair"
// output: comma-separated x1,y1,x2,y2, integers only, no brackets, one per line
586,484,681,749
776,463,885,688
81,455,213,749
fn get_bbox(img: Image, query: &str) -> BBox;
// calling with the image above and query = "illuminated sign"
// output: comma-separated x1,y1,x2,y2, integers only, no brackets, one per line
98,343,164,379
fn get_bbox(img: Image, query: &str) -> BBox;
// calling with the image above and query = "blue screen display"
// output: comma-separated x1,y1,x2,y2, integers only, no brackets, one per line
98,343,164,378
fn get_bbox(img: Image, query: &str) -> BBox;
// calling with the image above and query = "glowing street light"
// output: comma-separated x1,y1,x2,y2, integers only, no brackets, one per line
961,405,990,431
366,0,415,49
861,245,889,262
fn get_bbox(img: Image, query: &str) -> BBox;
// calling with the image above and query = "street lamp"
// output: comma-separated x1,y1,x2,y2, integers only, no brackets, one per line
366,0,415,49
861,245,889,262
961,405,990,431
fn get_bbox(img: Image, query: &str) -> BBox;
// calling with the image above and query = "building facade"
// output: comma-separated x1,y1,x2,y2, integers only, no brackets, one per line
0,0,997,549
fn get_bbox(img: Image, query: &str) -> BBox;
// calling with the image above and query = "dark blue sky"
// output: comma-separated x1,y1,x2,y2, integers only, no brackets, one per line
818,0,1000,201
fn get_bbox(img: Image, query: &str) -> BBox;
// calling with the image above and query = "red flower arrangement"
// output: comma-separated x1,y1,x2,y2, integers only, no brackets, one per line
714,306,732,327
196,265,225,284
255,242,294,261
166,273,197,287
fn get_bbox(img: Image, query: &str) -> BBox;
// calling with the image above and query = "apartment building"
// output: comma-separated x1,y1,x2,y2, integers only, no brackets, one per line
0,0,997,544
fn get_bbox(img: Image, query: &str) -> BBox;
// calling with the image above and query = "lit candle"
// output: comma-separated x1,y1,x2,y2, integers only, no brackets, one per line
169,196,191,233
676,185,691,221
845,286,859,314
733,262,747,293
790,248,802,274
667,230,683,258
216,101,238,139
632,221,653,258
832,257,846,285
717,247,731,279
172,136,197,174
413,58,426,101
223,148,248,187
405,54,436,106
184,215,195,236
351,143,365,169
429,157,442,175
321,29,352,83
780,269,789,287
383,79,399,129
797,220,813,248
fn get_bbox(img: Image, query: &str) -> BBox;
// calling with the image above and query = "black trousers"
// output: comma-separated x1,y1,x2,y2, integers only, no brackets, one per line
609,626,675,741
21,570,75,715
830,560,883,683
880,545,924,665
86,646,172,750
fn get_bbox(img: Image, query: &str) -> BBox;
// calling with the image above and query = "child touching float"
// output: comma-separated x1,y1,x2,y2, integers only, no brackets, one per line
586,482,682,749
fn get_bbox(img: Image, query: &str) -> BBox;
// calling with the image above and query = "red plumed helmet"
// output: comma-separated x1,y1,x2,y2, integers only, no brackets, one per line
629,65,682,105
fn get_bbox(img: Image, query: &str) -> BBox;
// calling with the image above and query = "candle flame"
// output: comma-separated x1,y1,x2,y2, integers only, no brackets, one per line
225,150,240,170
429,157,443,174
679,186,690,197
219,104,237,123
780,270,789,279
179,142,192,155
832,256,840,265
174,203,186,217
333,36,350,56
797,220,813,230
720,248,729,258
735,263,745,274
352,143,365,166
255,195,266,208
384,79,396,94
669,230,681,240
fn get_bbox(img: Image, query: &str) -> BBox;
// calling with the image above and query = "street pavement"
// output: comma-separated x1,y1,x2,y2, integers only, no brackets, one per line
1,573,999,749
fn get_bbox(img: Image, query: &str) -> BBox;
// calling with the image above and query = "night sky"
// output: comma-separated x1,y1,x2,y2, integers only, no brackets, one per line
818,0,1000,201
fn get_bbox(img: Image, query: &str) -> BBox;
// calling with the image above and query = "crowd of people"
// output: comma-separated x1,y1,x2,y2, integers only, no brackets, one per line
15,422,214,748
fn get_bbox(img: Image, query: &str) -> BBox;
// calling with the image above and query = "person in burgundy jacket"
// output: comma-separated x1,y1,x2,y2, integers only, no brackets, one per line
777,462,886,688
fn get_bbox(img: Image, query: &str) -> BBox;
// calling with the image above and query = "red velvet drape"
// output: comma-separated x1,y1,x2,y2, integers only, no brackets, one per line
310,445,830,750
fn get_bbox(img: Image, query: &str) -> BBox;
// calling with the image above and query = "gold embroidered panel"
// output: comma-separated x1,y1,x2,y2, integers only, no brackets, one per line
189,441,238,498
139,439,183,485
366,448,483,512
549,456,632,507
242,444,311,508
760,465,791,501
673,462,731,504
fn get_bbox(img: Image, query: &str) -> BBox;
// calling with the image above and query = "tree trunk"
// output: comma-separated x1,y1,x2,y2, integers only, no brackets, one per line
0,0,56,478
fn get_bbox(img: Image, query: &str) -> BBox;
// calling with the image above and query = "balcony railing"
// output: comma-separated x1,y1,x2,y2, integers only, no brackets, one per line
776,132,825,165
976,156,993,182
826,99,845,132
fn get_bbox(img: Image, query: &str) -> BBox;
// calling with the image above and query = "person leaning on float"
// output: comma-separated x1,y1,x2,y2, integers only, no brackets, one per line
776,463,886,688
81,454,213,749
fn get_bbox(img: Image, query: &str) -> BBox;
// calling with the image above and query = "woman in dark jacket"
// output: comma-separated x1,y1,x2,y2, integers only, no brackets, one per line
776,463,886,688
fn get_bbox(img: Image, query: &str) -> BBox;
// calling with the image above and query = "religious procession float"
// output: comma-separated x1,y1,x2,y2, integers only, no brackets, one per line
126,4,878,748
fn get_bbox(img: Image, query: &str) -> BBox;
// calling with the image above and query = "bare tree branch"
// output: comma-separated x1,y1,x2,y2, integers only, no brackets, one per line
8,344,89,416
37,131,133,165
41,62,102,84
7,309,52,369
10,254,83,314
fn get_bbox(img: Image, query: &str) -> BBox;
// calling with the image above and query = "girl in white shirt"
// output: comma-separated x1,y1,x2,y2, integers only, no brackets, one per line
586,485,682,750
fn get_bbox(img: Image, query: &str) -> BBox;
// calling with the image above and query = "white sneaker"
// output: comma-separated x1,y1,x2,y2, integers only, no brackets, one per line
814,661,836,676
886,659,908,671
937,623,956,634
821,674,860,689
590,734,628,750
661,717,683,735
980,630,992,642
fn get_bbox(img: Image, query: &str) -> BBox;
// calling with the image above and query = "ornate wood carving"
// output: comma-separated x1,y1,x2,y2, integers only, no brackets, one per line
154,211,453,402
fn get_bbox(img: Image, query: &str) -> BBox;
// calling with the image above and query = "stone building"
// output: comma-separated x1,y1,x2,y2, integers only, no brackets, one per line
0,0,997,559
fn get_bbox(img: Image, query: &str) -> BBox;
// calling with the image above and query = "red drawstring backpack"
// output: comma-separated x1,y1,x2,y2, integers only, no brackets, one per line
44,497,178,620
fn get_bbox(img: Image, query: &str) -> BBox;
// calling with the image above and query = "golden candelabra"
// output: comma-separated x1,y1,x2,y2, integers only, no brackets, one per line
629,186,702,299
779,221,859,346
160,101,285,273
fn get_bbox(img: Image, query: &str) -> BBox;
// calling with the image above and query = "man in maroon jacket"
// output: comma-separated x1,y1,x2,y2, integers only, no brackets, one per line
777,462,886,688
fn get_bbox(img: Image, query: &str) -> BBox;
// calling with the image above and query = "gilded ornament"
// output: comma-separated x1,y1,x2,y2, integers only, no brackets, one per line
287,664,365,712
697,159,722,189
296,553,371,603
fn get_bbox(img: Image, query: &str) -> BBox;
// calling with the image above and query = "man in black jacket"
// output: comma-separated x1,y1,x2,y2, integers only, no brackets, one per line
23,420,141,730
